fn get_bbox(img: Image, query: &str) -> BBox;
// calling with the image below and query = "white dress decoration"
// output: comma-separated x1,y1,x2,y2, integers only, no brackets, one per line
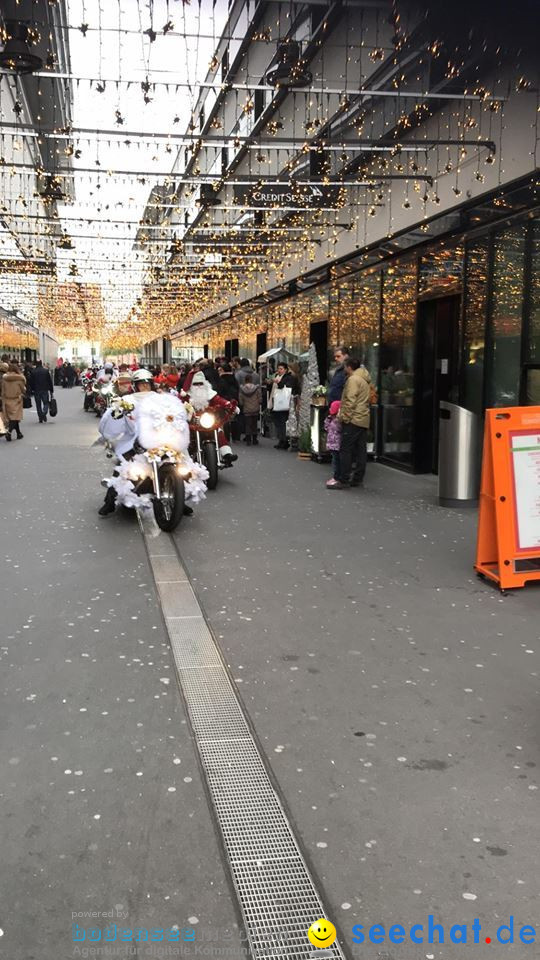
103,392,208,509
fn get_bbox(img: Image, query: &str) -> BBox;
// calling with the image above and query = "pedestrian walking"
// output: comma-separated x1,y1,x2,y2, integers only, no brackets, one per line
1,362,26,441
239,374,261,445
324,400,343,487
328,358,371,489
32,360,54,423
0,360,8,436
66,362,76,388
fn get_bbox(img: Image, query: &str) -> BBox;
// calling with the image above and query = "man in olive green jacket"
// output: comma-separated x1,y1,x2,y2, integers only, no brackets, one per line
329,358,371,489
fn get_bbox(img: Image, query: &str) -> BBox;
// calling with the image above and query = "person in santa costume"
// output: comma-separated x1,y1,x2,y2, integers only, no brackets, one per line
186,370,238,465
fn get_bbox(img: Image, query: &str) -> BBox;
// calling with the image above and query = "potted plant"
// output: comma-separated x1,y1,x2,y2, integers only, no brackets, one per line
311,385,328,407
297,427,312,459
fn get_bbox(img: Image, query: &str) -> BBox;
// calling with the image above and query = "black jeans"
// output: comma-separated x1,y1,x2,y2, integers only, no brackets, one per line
35,391,50,420
339,424,367,485
272,411,289,444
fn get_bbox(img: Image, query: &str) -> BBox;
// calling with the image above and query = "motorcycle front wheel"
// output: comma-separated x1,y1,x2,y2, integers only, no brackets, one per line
153,463,185,532
203,441,219,490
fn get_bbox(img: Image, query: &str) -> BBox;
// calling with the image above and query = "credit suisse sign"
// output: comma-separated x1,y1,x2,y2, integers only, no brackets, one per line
234,183,342,209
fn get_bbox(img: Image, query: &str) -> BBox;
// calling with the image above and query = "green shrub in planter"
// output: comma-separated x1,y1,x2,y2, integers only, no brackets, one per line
298,428,311,454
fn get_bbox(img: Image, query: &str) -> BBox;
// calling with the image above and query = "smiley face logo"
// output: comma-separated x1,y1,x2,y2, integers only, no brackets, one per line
307,919,337,948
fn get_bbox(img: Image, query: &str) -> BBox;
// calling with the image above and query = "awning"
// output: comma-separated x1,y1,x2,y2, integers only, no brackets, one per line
257,346,298,363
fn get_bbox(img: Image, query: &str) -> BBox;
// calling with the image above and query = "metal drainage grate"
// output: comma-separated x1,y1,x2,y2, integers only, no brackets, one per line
144,532,346,960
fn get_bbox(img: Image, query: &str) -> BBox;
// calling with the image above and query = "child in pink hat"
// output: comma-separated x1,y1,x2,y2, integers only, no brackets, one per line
324,400,342,488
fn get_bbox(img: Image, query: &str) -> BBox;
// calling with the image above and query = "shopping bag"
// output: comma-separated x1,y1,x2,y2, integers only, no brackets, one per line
49,397,58,417
23,396,32,409
273,386,292,412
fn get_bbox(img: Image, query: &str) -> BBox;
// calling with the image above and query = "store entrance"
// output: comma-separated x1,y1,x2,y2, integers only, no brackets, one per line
309,319,328,382
224,337,239,361
415,295,460,473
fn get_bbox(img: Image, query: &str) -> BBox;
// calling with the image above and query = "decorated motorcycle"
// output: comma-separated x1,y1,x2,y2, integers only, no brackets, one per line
93,379,115,417
186,371,238,490
101,391,208,532
82,371,96,411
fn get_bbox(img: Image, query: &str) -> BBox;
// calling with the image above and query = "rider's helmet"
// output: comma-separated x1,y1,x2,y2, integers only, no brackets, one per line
132,368,154,391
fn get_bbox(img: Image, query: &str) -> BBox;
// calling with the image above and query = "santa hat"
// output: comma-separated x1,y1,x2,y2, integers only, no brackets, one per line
191,371,217,400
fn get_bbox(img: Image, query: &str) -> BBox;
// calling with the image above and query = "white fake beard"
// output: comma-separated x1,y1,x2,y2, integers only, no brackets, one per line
190,387,211,411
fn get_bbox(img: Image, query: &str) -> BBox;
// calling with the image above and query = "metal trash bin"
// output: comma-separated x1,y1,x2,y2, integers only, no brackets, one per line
310,403,331,462
438,401,481,507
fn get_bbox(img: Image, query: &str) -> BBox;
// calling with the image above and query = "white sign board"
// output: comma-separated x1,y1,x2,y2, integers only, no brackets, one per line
511,432,540,550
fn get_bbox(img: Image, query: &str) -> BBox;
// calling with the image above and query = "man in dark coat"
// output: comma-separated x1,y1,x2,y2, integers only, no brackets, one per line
328,345,349,403
217,362,241,441
66,362,76,388
32,360,54,422
217,362,240,403
201,359,221,390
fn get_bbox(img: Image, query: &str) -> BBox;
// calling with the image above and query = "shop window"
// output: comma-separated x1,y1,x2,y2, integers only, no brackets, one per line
351,271,380,384
488,226,526,407
328,283,340,351
256,331,267,360
381,259,417,464
461,239,489,415
526,220,540,363
419,244,464,299
332,271,380,386
290,286,328,358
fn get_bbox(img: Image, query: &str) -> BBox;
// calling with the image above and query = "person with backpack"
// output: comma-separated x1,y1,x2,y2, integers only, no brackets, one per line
239,374,261,445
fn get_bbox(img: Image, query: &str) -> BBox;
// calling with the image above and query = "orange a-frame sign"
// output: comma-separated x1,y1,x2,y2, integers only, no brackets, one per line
475,406,540,590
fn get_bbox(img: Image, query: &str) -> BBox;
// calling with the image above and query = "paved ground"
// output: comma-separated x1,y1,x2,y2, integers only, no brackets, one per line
2,388,539,960
0,389,242,960
176,436,540,958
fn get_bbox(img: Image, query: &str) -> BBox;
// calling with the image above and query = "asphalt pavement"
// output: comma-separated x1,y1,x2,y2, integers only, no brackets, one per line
1,387,539,960
175,428,540,960
0,388,242,960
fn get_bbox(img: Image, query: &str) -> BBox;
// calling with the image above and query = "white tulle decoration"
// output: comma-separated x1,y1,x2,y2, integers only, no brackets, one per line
185,461,210,504
104,450,208,509
135,392,190,453
108,473,153,511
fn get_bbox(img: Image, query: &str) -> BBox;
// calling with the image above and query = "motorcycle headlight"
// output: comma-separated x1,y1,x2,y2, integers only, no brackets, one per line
177,465,191,478
199,411,215,429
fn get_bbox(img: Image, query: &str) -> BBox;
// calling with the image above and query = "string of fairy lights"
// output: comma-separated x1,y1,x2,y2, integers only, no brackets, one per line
0,0,538,353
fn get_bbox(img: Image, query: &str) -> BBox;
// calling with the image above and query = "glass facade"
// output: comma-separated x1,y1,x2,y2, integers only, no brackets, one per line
527,220,540,362
461,239,489,415
381,259,417,464
487,225,526,407
0,317,39,357
186,201,540,472
419,244,463,298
